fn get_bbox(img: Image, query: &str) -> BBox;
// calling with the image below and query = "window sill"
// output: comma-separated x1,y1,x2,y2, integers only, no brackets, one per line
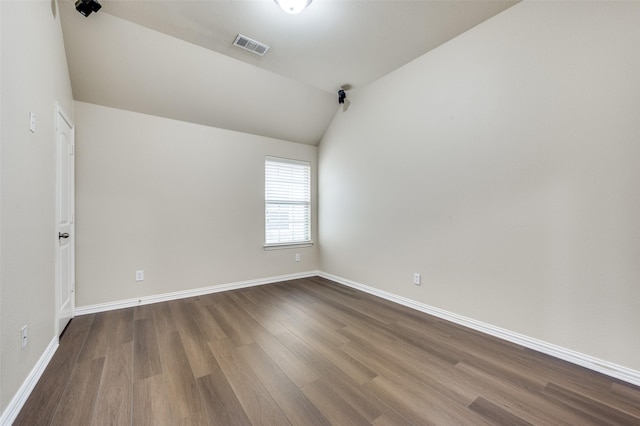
264,242,314,251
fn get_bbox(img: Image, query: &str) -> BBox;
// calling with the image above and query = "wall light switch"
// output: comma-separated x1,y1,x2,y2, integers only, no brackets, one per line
135,270,144,282
413,273,421,286
21,325,28,349
29,112,36,133
295,253,301,262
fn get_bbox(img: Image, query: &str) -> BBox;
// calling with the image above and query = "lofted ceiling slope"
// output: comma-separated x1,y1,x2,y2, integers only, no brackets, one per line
59,0,518,145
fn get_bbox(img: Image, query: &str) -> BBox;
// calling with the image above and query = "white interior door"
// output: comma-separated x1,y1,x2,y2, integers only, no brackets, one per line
56,104,75,334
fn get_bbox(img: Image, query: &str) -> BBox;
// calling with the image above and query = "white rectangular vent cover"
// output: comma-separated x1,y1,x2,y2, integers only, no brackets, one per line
233,34,270,56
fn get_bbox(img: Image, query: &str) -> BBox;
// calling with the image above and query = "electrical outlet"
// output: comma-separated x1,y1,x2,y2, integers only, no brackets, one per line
295,253,301,262
135,270,144,282
21,325,28,349
413,273,421,286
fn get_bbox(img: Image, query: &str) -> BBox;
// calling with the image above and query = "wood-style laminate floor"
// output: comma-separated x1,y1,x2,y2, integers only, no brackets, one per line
15,276,640,425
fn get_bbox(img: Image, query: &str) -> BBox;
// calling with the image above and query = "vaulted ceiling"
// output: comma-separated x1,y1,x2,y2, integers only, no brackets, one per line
59,0,518,145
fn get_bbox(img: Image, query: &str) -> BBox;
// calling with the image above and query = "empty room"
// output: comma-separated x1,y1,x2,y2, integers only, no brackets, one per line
2,0,640,424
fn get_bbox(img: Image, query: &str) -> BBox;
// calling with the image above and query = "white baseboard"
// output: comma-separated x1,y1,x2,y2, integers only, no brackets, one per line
0,337,59,426
318,271,640,388
74,270,321,316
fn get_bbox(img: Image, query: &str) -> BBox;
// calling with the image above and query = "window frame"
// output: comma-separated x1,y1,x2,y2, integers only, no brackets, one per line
264,156,313,249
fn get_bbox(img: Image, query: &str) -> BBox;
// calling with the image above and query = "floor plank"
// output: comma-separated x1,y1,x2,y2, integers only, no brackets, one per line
132,374,173,425
168,300,219,378
469,396,534,426
197,369,252,426
543,381,640,425
156,331,202,422
133,317,162,380
50,357,105,426
238,342,331,426
91,341,133,425
301,381,372,426
208,338,291,426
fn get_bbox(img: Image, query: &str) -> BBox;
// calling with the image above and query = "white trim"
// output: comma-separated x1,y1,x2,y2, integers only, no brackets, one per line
54,102,75,336
318,271,640,388
264,242,313,250
0,337,59,426
74,271,321,316
265,155,310,167
54,102,73,129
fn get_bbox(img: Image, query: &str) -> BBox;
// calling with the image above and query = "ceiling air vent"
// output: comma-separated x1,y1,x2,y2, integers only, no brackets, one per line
233,34,270,56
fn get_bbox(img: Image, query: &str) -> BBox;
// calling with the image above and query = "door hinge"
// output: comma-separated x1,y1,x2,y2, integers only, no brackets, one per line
71,214,75,224
71,145,75,156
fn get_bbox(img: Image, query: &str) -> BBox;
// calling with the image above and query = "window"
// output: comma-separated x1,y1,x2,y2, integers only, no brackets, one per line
265,156,311,247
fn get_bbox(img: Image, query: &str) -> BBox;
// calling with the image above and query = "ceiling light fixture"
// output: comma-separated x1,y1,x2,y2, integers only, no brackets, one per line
274,0,313,15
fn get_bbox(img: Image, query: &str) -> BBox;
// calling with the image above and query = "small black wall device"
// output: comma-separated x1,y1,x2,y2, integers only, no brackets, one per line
75,0,102,17
338,89,346,104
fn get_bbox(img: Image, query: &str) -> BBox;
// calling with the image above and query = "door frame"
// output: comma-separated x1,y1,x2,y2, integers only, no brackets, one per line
54,102,75,336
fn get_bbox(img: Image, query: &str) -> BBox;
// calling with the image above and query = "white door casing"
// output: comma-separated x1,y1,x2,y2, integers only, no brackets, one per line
55,104,75,334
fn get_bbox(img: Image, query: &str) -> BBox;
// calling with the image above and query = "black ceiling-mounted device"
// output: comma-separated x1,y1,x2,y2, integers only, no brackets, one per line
75,0,102,17
338,89,346,104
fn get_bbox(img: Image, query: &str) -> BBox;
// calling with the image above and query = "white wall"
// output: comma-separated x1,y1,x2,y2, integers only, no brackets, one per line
0,0,74,415
74,102,318,307
319,1,640,372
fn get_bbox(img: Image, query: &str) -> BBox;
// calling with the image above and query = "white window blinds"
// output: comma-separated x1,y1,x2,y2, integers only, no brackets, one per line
265,157,311,246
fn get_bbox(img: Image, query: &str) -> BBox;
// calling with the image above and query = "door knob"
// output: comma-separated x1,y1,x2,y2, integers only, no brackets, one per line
59,232,70,239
